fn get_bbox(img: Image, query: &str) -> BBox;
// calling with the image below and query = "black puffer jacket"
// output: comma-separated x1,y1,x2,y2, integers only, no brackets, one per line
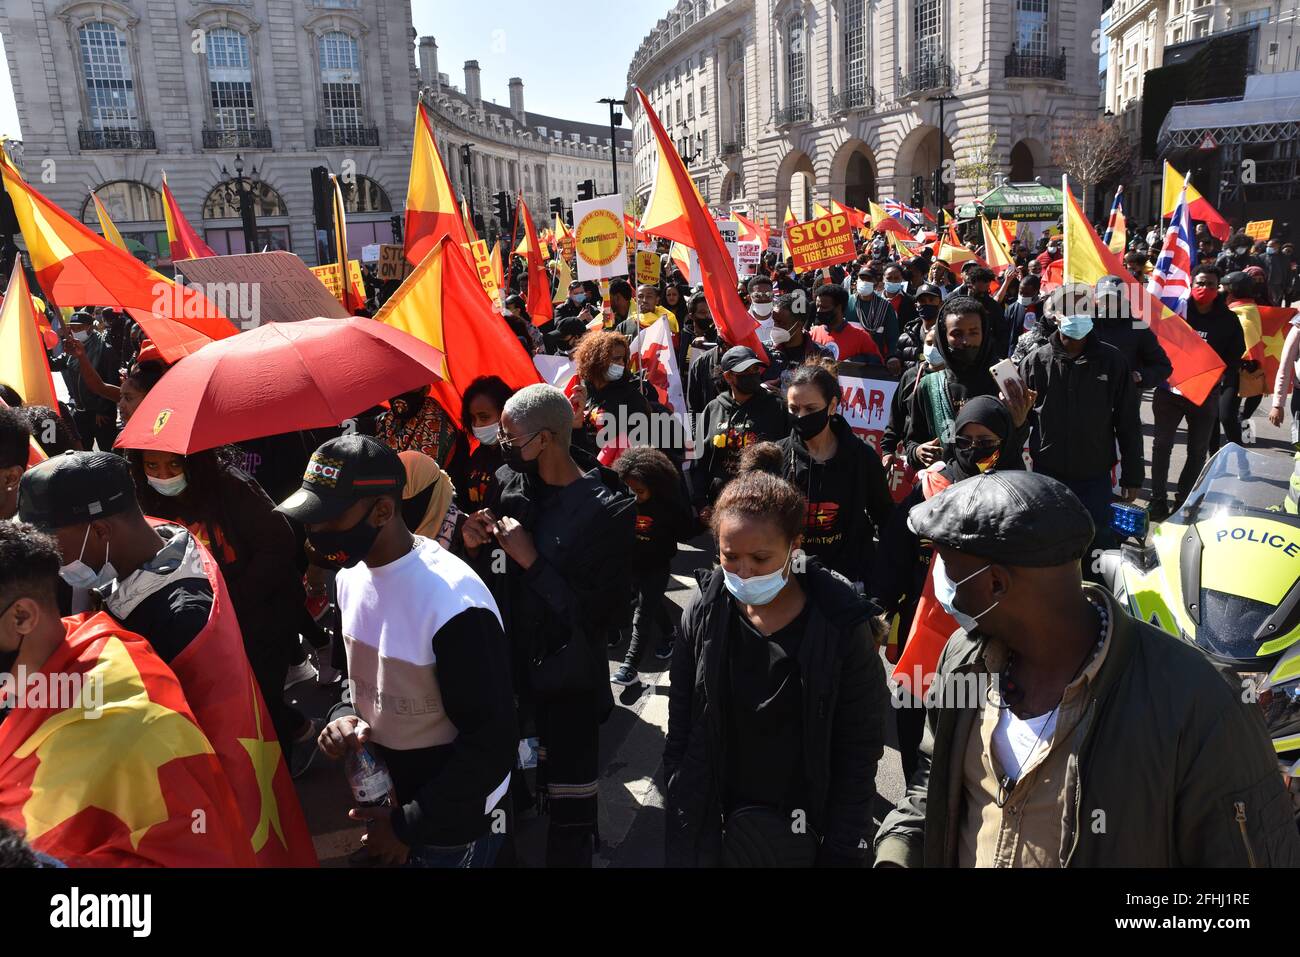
664,561,889,867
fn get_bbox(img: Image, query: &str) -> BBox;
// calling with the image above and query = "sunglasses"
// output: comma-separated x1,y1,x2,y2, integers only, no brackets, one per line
954,436,1001,452
497,429,543,452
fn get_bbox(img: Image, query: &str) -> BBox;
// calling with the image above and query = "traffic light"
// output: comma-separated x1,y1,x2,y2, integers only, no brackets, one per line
577,179,596,201
494,191,512,230
549,196,563,218
931,169,946,210
389,214,403,244
911,176,925,212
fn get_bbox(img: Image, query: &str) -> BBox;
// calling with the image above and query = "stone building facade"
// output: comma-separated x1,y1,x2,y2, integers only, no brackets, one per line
627,0,1103,225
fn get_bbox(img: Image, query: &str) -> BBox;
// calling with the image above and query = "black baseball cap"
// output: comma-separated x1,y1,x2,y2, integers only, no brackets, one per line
18,451,137,531
721,346,764,373
276,434,405,524
907,471,1095,568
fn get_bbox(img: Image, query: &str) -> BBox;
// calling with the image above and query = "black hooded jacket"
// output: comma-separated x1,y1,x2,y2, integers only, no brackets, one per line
778,415,894,584
1095,316,1173,390
664,561,889,867
691,388,791,507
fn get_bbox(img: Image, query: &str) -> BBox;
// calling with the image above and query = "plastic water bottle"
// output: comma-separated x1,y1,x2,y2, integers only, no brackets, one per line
345,744,393,809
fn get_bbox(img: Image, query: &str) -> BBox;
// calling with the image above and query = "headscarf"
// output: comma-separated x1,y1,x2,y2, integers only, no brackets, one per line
398,450,459,547
944,395,1015,481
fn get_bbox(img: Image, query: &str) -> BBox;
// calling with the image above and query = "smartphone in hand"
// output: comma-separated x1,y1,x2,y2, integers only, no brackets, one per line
989,358,1022,396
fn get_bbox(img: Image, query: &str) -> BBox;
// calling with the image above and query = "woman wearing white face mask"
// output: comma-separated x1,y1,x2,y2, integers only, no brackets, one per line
452,375,515,511
570,330,651,464
665,470,889,867
127,443,315,762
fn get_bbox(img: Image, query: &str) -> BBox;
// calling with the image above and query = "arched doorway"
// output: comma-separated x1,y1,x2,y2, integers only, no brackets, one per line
1010,141,1035,181
845,152,876,210
201,180,292,255
897,124,954,209
80,180,167,265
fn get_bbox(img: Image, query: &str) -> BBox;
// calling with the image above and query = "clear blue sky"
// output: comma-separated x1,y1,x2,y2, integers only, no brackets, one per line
0,3,667,140
411,1,663,123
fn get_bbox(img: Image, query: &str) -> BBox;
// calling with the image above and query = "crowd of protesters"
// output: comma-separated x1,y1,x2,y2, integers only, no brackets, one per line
1,205,1298,871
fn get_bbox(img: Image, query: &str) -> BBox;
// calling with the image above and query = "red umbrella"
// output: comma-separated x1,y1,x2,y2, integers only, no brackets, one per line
115,317,445,454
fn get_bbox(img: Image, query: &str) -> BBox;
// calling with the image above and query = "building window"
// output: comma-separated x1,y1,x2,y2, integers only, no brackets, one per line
687,93,694,118
318,31,362,128
699,86,707,112
340,175,391,213
1015,1,1049,57
79,21,139,129
913,0,942,67
844,0,867,93
787,12,807,106
206,28,256,130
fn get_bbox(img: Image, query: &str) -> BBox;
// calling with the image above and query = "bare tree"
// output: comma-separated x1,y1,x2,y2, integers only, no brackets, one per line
1052,117,1136,214
955,130,1000,199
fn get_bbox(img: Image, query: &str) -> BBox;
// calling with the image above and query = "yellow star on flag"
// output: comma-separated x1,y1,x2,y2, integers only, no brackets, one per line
237,675,287,855
15,637,214,849
1264,327,1287,361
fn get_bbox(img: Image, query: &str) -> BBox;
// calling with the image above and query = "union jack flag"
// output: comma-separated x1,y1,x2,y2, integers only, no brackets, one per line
883,199,924,226
1148,184,1193,318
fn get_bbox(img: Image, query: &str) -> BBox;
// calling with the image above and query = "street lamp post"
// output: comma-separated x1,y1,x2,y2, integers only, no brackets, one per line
460,143,476,222
219,152,261,253
677,123,704,166
928,93,957,212
599,98,626,194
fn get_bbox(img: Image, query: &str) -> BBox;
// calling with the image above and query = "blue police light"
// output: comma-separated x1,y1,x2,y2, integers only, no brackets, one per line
1110,502,1149,540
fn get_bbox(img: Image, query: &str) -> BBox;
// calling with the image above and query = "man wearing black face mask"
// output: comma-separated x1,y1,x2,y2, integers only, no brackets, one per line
279,434,517,867
809,284,883,364
895,283,944,366
692,347,791,517
462,384,637,867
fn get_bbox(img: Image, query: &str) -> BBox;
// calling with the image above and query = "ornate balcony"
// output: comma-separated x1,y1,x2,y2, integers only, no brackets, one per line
314,126,379,148
202,127,272,150
831,86,877,113
1006,49,1067,81
897,57,954,100
78,126,155,150
775,102,812,126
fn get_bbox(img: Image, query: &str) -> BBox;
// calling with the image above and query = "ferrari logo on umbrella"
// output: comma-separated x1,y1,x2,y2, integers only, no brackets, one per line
152,409,173,435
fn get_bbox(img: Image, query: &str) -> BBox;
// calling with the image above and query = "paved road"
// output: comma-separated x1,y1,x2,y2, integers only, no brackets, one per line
294,395,1295,866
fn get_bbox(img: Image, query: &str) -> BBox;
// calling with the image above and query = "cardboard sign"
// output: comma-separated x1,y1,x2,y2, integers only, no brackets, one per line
574,194,628,282
310,260,366,304
468,240,500,301
1244,220,1274,241
377,244,411,282
787,213,857,272
635,249,661,286
173,251,347,329
768,233,785,260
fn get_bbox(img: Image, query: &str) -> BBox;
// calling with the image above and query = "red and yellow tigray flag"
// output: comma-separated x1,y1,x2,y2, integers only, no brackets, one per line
732,211,760,243
0,613,254,867
376,236,541,429
404,102,470,266
781,205,797,260
552,254,573,305
489,240,504,292
1162,161,1230,242
554,213,573,243
829,199,867,230
160,171,216,261
979,215,1014,270
996,216,1018,248
163,525,317,866
635,86,764,360
0,162,235,362
1229,298,1297,388
0,265,58,408
812,200,832,219
330,173,368,315
1063,174,1225,405
513,193,553,325
670,241,693,283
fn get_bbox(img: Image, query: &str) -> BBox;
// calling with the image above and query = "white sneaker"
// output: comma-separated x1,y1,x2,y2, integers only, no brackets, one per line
314,651,341,686
283,658,318,690
1242,420,1256,446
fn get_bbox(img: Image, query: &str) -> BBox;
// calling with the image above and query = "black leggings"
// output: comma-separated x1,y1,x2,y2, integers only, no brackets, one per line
624,566,674,669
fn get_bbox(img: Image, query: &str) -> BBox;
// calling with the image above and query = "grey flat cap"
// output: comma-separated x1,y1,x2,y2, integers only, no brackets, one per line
908,471,1095,567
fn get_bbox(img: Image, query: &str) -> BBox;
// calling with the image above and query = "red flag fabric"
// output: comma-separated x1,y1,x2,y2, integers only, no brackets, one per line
0,612,253,867
516,195,553,325
165,528,317,866
161,172,217,261
634,87,764,361
377,236,542,430
405,103,471,266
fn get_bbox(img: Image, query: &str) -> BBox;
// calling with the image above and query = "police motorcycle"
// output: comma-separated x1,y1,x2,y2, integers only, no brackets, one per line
1097,444,1300,822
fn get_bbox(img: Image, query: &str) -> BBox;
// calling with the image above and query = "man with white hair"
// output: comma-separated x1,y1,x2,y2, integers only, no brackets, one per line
1018,283,1143,550
462,383,637,867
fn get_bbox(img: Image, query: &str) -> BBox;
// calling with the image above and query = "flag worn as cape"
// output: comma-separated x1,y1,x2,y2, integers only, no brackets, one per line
0,612,252,867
